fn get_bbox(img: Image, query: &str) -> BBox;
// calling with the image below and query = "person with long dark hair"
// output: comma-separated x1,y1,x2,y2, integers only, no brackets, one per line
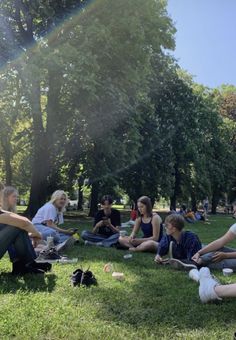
119,196,163,252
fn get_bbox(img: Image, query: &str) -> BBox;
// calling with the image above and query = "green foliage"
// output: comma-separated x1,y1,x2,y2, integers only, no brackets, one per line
0,0,235,212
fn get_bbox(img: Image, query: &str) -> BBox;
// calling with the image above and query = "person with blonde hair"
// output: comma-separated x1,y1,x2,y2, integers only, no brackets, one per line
32,190,76,244
0,183,51,274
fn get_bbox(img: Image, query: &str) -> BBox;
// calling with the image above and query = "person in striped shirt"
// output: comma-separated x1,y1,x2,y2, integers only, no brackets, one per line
155,214,202,270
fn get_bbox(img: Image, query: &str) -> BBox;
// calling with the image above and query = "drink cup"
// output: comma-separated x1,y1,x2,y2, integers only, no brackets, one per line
222,268,233,276
47,236,54,248
112,272,125,281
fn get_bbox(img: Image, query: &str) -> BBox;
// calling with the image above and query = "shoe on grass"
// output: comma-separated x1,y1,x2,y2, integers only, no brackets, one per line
36,247,61,263
169,258,198,271
189,268,200,282
29,260,52,272
12,261,45,275
71,268,97,287
199,267,221,303
55,237,76,253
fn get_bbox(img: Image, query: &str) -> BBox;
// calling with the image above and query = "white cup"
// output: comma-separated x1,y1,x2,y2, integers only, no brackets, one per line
112,272,125,281
47,236,54,247
222,268,233,276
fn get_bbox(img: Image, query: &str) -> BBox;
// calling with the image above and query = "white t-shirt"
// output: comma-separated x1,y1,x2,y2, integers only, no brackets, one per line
229,223,236,235
32,202,64,225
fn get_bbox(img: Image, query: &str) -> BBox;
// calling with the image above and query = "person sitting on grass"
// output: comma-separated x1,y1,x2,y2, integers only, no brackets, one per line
81,195,121,247
1,185,38,261
184,208,196,223
118,196,163,253
154,214,202,270
0,183,51,275
192,222,236,270
32,190,77,246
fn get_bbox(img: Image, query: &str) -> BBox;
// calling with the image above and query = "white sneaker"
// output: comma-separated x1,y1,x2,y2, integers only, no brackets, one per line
199,267,222,303
189,269,200,282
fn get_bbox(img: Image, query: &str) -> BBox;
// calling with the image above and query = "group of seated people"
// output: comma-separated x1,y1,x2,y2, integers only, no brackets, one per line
0,182,236,303
169,205,207,223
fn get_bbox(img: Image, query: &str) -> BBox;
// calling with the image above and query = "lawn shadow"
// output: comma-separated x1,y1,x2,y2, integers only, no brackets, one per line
93,268,236,335
0,272,57,293
67,244,236,335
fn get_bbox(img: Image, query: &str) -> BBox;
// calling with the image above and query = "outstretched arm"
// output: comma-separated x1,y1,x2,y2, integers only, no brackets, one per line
0,211,41,239
192,230,236,263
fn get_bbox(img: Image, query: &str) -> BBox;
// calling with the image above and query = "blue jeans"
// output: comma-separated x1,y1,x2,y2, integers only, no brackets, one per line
0,224,35,264
201,246,236,269
34,224,70,244
8,236,36,262
81,230,119,247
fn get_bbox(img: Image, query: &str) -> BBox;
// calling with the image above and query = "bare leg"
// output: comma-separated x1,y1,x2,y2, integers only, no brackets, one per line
215,284,236,298
118,236,132,248
129,240,158,253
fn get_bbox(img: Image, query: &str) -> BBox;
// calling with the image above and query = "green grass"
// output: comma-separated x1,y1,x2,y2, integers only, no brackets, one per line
1,214,236,339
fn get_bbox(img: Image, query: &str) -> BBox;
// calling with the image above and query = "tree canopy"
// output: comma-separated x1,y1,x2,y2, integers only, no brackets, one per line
0,0,235,216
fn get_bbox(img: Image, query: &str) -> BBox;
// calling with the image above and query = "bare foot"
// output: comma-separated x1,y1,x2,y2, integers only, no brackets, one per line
129,247,136,252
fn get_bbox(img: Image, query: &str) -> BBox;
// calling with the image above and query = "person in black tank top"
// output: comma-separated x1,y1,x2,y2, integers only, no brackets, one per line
118,196,163,253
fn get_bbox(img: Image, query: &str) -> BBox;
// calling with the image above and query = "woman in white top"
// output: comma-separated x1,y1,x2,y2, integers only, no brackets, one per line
32,190,76,244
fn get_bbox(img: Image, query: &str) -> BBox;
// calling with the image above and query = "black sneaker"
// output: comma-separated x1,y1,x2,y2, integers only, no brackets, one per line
71,269,97,287
28,260,52,272
12,261,45,275
36,247,61,263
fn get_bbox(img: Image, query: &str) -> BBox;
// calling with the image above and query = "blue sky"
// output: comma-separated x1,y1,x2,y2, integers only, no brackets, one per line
167,0,236,88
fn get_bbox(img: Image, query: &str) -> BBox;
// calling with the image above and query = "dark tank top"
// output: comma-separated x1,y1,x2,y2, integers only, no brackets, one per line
140,215,163,241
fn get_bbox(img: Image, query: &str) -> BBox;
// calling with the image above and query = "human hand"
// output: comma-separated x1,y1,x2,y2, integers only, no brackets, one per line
154,254,163,263
29,231,42,248
29,230,42,240
66,228,77,235
130,238,140,246
192,252,200,263
212,252,227,262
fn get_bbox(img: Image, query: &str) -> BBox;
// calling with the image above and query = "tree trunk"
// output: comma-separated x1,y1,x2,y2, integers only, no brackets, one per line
1,139,12,186
45,66,63,195
89,181,99,217
211,189,219,214
170,164,181,210
25,77,49,218
191,191,197,212
77,176,84,210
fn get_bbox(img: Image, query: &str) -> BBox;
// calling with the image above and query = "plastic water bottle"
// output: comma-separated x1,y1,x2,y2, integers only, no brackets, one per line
59,257,78,264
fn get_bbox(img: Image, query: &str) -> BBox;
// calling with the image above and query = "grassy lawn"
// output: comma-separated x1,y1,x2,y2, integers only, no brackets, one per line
1,214,236,339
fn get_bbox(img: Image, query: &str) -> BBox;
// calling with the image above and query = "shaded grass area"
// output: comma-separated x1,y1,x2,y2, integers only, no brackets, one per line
0,215,236,339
